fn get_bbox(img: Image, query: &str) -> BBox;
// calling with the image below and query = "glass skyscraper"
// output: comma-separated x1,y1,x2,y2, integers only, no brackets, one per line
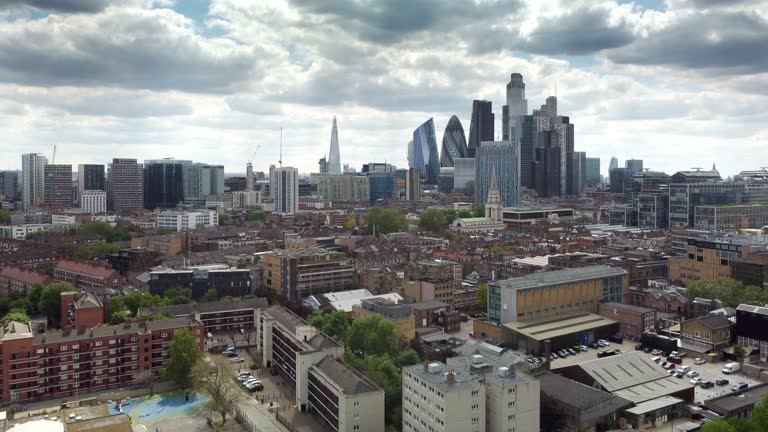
475,141,520,207
368,173,395,205
468,100,493,157
586,157,600,186
411,118,440,185
143,159,188,209
453,158,476,196
439,115,467,167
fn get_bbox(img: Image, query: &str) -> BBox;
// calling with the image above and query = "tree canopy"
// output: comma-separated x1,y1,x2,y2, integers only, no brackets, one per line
685,278,768,308
418,208,447,232
702,396,768,432
366,206,407,235
0,208,10,224
200,289,218,303
1,308,30,324
346,314,397,357
307,310,349,341
477,282,488,310
164,328,201,389
39,282,73,326
473,204,485,217
247,211,265,221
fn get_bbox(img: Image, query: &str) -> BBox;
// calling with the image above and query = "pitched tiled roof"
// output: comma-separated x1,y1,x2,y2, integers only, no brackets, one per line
0,266,52,285
56,260,116,279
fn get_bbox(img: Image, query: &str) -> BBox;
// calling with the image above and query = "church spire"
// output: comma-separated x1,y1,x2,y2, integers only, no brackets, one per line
489,165,499,194
485,165,502,221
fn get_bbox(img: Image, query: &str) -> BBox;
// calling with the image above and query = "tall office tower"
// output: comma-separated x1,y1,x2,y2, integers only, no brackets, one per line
625,159,643,174
77,164,105,196
609,156,619,172
107,158,143,213
246,162,254,190
0,171,19,201
439,115,468,167
183,163,224,201
533,131,562,198
468,100,494,157
368,172,395,205
586,157,601,186
485,166,502,221
501,73,528,142
43,164,72,208
453,158,476,196
475,141,520,207
405,167,421,201
411,118,440,185
143,159,188,209
327,117,341,174
21,153,47,208
272,167,298,214
566,151,587,196
318,157,328,174
520,115,535,188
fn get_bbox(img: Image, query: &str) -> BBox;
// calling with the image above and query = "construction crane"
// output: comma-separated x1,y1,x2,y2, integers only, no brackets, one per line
248,145,262,164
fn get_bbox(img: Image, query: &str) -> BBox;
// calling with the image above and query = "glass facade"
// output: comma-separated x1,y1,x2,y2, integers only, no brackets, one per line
586,157,600,186
368,174,394,204
694,203,768,231
453,158,476,196
669,182,768,228
411,118,440,185
488,284,502,324
439,115,467,167
602,276,623,303
475,141,520,207
143,160,187,209
468,100,493,157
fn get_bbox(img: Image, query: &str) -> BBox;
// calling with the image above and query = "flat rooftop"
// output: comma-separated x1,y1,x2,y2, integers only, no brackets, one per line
705,383,768,414
504,312,618,341
492,265,626,291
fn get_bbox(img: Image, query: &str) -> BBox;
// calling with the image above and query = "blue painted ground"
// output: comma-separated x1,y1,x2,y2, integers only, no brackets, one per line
108,392,209,423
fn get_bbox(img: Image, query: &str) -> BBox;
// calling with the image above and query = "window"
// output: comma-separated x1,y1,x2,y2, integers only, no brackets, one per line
195,329,201,334
471,389,479,397
72,344,79,349
472,404,479,411
95,341,103,347
61,346,68,351
353,401,360,407
353,426,360,431
508,401,515,407
109,339,116,345
472,418,479,424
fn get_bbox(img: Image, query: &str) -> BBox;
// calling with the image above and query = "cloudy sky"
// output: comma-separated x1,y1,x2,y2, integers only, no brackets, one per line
1,0,766,177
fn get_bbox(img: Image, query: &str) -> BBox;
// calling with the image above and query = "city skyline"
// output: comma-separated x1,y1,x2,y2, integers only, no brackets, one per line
0,1,766,177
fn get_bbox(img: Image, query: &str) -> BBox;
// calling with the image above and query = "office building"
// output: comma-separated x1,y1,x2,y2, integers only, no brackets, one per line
453,158,476,196
467,100,493,157
0,171,18,201
439,115,467,167
402,341,539,432
272,167,299,214
183,163,225,202
625,159,643,174
318,157,328,174
77,164,105,196
0,316,204,403
488,266,628,323
368,172,395,204
156,210,219,232
81,190,107,214
21,153,48,208
670,167,721,184
107,158,143,213
327,116,342,174
143,159,188,209
694,203,768,231
566,151,586,196
148,265,251,299
533,137,561,198
256,306,385,432
261,249,355,300
411,118,440,185
405,168,420,201
586,157,600,186
501,72,528,142
668,236,765,285
608,157,619,172
315,173,370,203
519,115,535,188
475,141,520,207
637,194,669,229
735,304,768,363
43,164,73,208
669,182,768,228
438,167,454,194
231,190,262,209
608,168,628,194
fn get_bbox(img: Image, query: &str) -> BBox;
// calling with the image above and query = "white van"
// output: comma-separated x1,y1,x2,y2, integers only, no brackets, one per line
678,365,691,374
722,362,740,374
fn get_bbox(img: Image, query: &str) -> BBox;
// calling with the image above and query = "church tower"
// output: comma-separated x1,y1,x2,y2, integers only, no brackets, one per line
485,166,502,221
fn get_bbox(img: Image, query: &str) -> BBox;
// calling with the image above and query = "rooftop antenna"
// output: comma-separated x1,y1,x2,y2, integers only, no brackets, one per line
279,128,283,168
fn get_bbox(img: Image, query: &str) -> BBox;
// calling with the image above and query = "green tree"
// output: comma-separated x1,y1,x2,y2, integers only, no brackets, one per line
247,211,265,221
38,282,72,326
418,208,447,232
1,308,30,324
0,208,10,224
477,282,488,310
733,344,748,363
193,356,241,425
105,296,125,323
366,206,407,235
346,314,397,357
443,210,458,224
685,278,767,308
28,283,46,312
123,292,162,315
490,244,502,253
472,204,485,217
702,420,736,432
164,328,201,388
200,289,218,303
308,310,350,341
457,209,473,218
109,310,130,325
164,287,192,304
361,354,403,426
35,263,55,277
396,348,421,367
79,221,113,237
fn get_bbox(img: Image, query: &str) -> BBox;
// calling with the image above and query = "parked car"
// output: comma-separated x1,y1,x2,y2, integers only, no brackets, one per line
716,379,730,386
651,356,661,363
675,371,685,378
223,351,238,358
670,351,679,357
598,339,610,347
686,371,699,378
690,377,702,385
206,332,213,339
597,350,620,358
651,349,662,356
699,380,714,389
667,355,683,365
577,345,588,352
664,363,677,370
231,357,245,363
668,369,677,375
660,361,668,368
694,358,706,365
722,362,741,374
732,382,749,392
635,344,644,351
678,365,691,374
567,348,577,356
588,342,599,349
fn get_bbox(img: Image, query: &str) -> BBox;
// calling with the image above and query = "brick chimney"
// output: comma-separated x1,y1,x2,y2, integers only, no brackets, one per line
544,339,552,371
446,370,456,384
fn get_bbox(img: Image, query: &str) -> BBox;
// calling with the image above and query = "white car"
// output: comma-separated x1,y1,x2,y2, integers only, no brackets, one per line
686,371,699,378
651,356,661,363
690,377,702,385
230,357,245,363
598,339,610,347
694,358,706,365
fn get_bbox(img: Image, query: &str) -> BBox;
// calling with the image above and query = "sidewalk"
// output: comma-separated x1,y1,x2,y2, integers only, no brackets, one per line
234,395,290,432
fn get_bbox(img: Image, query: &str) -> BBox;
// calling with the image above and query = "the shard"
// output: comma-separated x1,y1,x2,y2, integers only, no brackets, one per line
328,116,341,174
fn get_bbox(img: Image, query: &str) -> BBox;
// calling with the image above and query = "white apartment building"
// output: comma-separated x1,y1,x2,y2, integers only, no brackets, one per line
21,153,47,208
0,223,78,240
81,190,107,214
232,190,263,209
156,210,219,232
272,167,298,214
402,341,539,432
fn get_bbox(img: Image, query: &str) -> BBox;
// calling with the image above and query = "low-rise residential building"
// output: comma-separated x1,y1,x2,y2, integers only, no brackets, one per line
0,266,53,295
54,260,125,293
0,316,204,403
412,300,461,333
256,306,385,432
679,314,732,355
261,249,356,300
61,291,104,331
156,210,219,232
141,297,267,334
130,234,188,256
598,302,657,339
402,341,540,432
489,266,628,324
0,223,78,240
148,265,252,299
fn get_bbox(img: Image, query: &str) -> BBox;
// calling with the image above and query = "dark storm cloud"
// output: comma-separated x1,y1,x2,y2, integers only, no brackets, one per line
1,0,108,13
286,0,520,44
607,12,768,73
0,9,261,93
